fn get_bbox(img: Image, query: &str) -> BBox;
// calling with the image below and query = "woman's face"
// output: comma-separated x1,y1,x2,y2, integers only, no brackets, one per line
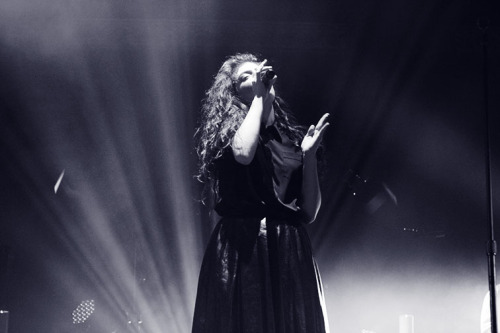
233,61,274,104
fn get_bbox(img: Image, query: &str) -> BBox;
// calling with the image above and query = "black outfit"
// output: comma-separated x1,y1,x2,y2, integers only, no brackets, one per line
192,124,329,333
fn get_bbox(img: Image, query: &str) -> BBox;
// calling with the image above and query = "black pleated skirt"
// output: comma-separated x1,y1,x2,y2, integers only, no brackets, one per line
192,217,329,333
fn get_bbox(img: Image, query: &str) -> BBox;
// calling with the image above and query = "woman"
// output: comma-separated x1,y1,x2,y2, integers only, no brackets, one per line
193,53,330,333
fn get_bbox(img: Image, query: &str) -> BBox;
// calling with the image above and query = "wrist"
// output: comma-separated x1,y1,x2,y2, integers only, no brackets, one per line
252,95,264,104
302,150,317,163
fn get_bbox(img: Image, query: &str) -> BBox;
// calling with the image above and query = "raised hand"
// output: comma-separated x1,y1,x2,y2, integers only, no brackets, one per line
301,113,330,157
252,59,276,99
234,59,276,105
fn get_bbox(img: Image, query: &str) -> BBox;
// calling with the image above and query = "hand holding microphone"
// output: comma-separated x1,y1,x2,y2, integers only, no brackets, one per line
255,59,276,88
261,69,276,86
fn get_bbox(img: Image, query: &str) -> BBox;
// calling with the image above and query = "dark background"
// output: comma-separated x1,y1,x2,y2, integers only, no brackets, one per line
1,0,499,332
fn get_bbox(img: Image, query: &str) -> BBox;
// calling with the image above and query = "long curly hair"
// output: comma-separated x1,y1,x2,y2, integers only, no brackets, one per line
195,53,305,203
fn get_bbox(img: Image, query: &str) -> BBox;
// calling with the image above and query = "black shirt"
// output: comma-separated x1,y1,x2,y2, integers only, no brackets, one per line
214,124,304,221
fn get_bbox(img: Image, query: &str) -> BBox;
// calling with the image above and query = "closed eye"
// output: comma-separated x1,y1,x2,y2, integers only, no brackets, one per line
238,74,250,82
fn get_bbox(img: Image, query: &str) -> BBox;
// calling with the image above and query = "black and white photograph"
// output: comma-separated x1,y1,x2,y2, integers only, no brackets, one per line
0,0,499,332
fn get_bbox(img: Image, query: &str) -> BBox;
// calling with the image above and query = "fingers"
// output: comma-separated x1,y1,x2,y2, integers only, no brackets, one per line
256,60,268,81
317,122,330,140
307,124,315,136
268,75,278,87
308,114,330,144
306,114,331,137
316,113,330,130
256,60,275,84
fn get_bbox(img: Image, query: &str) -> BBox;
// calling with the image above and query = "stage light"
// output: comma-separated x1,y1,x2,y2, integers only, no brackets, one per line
72,300,95,324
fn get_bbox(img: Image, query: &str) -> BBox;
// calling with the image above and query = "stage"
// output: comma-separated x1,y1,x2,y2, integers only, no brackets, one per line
0,0,499,332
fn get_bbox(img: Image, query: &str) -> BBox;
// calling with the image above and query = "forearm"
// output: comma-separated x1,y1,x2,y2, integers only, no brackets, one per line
232,97,265,165
301,152,321,224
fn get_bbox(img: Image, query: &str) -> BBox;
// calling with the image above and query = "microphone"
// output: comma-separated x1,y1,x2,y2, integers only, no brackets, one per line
261,70,276,85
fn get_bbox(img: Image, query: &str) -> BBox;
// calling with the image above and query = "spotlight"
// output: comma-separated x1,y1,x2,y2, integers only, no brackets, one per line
72,300,95,325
